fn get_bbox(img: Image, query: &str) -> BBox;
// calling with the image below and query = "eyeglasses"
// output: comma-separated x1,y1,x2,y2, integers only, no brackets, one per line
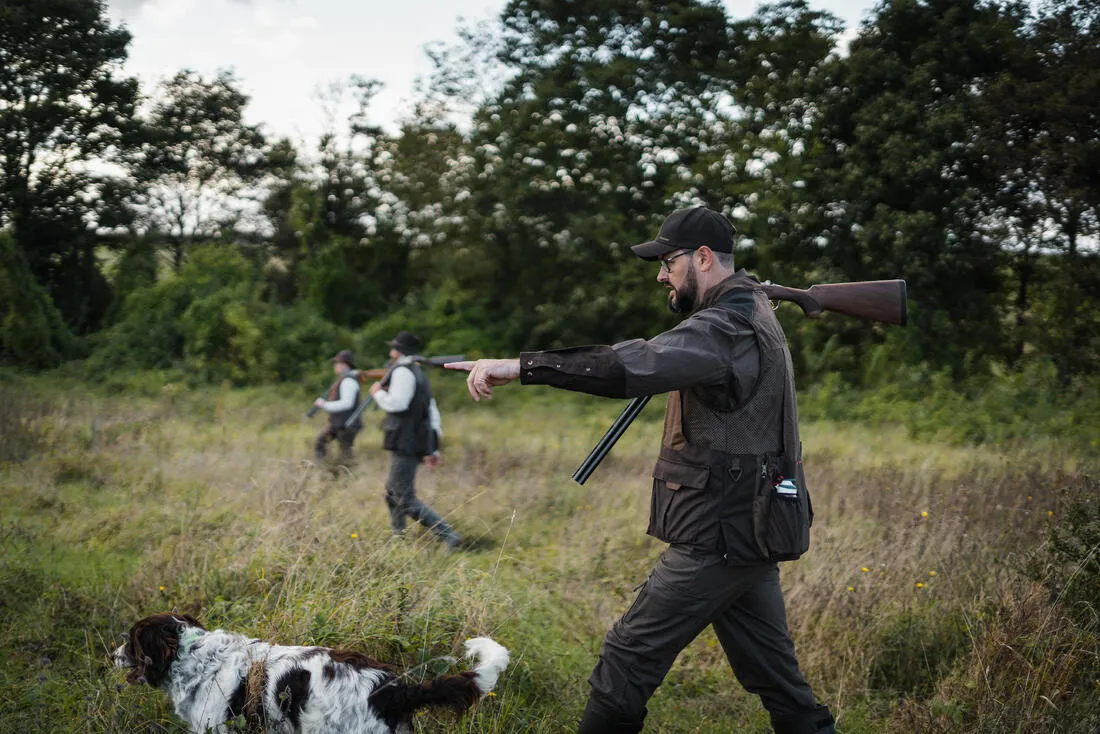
659,250,692,273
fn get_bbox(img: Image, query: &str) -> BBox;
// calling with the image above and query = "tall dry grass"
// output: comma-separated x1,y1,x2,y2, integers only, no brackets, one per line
0,377,1096,733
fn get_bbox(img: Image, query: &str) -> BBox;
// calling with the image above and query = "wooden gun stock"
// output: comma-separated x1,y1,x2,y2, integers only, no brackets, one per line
572,278,908,485
762,279,907,326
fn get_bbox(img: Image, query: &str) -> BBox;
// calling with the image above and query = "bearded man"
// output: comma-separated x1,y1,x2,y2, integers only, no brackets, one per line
447,207,835,734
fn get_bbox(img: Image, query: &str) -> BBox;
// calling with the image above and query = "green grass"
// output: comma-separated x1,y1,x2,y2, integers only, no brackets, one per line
0,375,1097,733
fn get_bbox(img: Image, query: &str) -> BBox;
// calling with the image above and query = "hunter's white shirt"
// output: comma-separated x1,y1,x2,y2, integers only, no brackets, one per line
372,357,443,436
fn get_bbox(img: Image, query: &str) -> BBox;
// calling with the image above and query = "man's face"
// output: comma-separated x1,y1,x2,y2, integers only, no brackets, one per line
388,348,401,361
334,361,349,375
656,249,698,314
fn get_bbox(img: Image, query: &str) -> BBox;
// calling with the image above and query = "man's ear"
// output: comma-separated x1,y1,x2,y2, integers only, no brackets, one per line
695,246,714,272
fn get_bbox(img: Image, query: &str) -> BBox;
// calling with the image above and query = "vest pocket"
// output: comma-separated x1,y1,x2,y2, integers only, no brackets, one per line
752,456,811,561
649,458,711,544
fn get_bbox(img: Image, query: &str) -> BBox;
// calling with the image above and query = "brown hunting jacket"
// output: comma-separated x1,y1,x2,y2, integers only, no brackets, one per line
520,270,812,563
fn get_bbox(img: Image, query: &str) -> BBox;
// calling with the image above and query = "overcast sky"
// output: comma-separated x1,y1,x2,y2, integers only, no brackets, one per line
104,0,879,145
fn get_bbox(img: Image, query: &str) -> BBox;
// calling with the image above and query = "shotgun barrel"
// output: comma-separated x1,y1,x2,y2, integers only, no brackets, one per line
572,395,652,485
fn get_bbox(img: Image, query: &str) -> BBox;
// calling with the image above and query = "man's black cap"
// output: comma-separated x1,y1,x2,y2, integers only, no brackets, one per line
331,349,356,367
631,207,737,261
387,331,421,356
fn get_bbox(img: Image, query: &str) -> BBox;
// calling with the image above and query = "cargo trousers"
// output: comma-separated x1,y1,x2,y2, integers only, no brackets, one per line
384,453,460,548
580,545,834,734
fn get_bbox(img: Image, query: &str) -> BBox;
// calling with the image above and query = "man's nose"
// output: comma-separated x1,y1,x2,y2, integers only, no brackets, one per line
656,268,668,284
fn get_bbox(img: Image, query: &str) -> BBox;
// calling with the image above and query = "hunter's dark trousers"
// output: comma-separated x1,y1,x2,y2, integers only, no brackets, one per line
580,545,832,733
314,423,357,461
384,452,459,545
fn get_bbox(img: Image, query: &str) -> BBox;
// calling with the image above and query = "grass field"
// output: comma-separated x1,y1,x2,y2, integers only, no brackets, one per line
1,373,1097,733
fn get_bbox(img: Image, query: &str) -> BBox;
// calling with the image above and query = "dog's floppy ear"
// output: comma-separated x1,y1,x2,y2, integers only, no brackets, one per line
127,615,184,687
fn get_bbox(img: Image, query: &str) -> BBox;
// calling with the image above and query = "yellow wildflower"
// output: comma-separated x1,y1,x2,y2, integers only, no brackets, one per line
351,533,358,539
920,511,929,518
928,570,936,576
916,582,925,589
861,567,869,573
847,586,855,592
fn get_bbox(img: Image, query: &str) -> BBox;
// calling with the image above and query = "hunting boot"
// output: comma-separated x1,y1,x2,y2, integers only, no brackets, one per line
771,705,836,734
577,697,644,734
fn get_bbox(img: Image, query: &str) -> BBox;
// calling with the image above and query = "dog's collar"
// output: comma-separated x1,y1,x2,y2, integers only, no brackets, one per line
177,628,203,658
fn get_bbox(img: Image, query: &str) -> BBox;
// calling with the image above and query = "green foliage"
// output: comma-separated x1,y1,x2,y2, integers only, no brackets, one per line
0,0,138,334
3,0,1098,437
0,233,78,368
801,355,1100,449
88,244,357,384
1034,477,1100,629
267,305,350,383
103,237,159,325
869,603,970,698
2,379,1096,732
85,275,189,373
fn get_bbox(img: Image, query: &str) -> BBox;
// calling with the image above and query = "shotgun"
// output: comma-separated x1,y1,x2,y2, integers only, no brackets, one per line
306,354,466,420
572,279,907,485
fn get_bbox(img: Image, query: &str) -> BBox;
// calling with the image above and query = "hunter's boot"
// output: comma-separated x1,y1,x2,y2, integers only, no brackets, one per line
771,705,836,734
577,697,645,734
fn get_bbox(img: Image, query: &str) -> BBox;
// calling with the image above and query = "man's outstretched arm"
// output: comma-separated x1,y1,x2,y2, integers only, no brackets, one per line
445,321,740,403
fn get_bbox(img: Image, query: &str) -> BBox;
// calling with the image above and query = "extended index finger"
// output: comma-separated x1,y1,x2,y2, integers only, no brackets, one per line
443,361,476,372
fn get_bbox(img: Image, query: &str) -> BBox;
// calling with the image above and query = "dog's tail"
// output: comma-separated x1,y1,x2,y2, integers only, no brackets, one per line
464,636,509,695
369,637,509,724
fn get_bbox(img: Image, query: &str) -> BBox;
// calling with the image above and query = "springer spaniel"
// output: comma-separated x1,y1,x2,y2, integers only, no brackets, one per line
113,613,510,733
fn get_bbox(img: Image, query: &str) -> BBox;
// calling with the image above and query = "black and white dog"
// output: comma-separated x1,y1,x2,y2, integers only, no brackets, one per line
113,613,509,733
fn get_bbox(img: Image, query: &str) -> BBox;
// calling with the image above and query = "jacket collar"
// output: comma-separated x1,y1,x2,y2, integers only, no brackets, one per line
691,269,760,314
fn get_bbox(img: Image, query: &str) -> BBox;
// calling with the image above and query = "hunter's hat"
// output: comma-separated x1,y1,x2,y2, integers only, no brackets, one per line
387,331,421,356
331,349,356,367
631,207,737,261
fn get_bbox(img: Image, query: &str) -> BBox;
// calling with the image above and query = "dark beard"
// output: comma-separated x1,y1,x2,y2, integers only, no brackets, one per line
667,266,698,314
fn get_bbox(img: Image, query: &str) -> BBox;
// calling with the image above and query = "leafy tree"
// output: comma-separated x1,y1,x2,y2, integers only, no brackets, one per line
126,70,270,271
0,0,138,334
0,233,77,367
89,244,280,382
807,0,1027,373
444,0,742,349
976,0,1100,377
287,76,414,328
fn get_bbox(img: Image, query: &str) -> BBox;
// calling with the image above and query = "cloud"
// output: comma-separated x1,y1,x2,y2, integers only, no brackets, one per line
110,0,264,17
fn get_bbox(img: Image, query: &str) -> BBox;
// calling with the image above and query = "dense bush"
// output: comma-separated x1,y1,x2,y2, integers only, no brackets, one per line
1032,476,1100,629
0,234,77,368
801,355,1100,450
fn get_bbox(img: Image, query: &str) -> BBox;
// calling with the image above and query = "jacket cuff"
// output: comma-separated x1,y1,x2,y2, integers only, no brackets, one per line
518,346,628,398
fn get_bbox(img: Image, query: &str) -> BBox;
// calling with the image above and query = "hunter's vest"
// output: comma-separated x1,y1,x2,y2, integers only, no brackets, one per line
380,361,435,457
327,374,361,430
647,281,812,563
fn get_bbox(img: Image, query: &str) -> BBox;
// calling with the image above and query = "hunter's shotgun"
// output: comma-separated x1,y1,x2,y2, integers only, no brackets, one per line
572,279,907,485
